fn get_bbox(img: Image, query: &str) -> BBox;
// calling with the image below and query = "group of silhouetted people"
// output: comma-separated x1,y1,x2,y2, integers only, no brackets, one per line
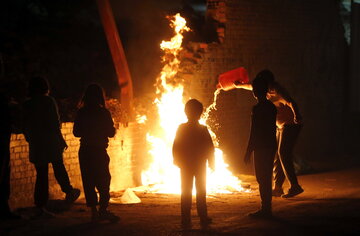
0,77,118,222
173,69,304,228
236,69,304,218
0,70,303,228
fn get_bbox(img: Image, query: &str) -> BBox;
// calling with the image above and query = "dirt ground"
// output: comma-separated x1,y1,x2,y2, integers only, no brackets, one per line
1,161,360,236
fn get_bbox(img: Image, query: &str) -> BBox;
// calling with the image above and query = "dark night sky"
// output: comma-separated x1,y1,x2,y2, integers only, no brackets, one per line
0,0,194,102
0,0,210,121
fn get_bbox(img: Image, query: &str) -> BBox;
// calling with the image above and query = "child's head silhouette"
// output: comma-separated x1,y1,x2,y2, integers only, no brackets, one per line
28,77,49,97
252,76,268,100
255,69,275,84
185,99,203,121
81,83,105,107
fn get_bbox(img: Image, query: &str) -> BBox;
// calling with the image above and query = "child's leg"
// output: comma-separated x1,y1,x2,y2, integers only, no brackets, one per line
51,159,75,194
195,166,212,227
278,125,302,188
79,147,98,208
180,168,193,226
273,128,285,190
96,151,111,212
34,163,49,208
254,149,276,213
194,166,207,219
93,150,119,221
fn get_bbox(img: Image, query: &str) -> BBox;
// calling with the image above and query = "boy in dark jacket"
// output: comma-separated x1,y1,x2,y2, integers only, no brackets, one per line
172,99,215,229
22,77,80,215
73,84,118,222
244,76,277,218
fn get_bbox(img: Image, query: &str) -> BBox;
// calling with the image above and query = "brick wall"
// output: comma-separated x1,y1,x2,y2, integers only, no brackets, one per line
9,122,142,209
185,0,347,172
8,0,348,207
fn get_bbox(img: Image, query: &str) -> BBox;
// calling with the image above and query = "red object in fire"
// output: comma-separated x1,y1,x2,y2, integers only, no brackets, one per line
217,67,249,91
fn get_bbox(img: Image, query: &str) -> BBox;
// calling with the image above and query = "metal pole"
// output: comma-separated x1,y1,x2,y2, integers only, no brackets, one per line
96,0,134,122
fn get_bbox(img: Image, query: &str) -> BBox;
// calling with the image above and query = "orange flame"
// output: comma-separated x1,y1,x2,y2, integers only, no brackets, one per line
141,14,248,194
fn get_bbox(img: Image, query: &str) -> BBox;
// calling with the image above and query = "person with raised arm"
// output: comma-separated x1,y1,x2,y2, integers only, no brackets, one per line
235,69,304,198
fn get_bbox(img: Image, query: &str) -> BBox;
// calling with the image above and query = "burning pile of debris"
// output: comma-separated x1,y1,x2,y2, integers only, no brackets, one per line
109,14,252,204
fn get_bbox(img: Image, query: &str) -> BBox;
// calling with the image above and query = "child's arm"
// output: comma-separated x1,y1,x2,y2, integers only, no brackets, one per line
244,108,256,164
234,82,253,90
73,111,83,138
273,82,302,124
48,97,67,150
244,141,253,164
172,126,183,168
204,128,215,171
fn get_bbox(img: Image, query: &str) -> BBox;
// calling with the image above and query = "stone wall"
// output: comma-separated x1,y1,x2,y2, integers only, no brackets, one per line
9,122,143,209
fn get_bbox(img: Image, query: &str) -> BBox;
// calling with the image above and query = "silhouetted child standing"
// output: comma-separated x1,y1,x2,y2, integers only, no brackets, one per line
244,76,277,218
172,99,215,229
73,84,118,222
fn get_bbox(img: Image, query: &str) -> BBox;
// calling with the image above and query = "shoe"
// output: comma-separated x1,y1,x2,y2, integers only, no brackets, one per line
248,209,272,219
99,210,120,222
65,188,80,203
200,217,212,228
272,188,284,197
281,186,304,198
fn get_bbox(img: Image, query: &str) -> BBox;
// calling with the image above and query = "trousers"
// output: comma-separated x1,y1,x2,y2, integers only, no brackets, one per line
273,124,302,188
79,146,111,208
34,160,73,207
180,166,208,222
254,148,276,211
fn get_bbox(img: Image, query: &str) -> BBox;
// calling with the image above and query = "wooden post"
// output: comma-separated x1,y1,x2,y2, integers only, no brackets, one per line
96,0,134,122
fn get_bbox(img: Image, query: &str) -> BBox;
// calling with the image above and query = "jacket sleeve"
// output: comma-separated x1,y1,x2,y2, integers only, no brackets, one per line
48,97,66,148
172,126,183,167
245,107,256,154
48,97,61,130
